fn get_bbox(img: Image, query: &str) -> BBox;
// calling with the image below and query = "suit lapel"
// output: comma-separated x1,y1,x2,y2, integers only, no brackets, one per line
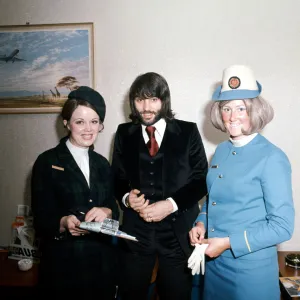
162,119,181,158
160,120,182,191
56,139,90,189
89,151,98,193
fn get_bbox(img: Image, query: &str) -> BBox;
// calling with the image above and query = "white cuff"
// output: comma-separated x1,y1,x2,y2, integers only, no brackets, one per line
167,197,178,213
122,193,130,207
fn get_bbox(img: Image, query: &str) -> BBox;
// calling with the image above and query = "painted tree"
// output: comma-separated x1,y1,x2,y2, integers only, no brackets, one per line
57,76,79,91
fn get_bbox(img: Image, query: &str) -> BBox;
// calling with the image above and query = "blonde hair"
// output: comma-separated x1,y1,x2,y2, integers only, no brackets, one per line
210,97,274,134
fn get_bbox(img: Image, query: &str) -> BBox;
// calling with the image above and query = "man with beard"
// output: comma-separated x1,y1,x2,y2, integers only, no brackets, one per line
112,72,208,300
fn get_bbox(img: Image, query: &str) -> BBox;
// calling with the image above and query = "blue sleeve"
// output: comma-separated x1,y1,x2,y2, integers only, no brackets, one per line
194,196,208,228
230,149,295,258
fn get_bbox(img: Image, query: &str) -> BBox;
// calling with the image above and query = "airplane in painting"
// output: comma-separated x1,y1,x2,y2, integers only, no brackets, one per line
0,49,26,63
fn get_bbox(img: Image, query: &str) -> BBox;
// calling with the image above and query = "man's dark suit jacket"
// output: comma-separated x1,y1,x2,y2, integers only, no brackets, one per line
112,119,208,256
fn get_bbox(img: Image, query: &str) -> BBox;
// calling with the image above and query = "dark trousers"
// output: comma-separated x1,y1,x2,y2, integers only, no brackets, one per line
36,286,116,299
118,220,193,300
38,237,118,299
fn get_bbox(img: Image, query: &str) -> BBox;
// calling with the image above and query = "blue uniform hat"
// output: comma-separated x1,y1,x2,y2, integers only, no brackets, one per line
68,86,106,122
212,65,262,101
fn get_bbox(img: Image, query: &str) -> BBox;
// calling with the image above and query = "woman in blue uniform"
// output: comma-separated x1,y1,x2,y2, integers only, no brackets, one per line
189,65,294,300
31,86,119,298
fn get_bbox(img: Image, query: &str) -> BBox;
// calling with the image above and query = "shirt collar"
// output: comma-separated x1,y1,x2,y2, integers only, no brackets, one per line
66,139,89,157
230,133,258,147
141,118,166,138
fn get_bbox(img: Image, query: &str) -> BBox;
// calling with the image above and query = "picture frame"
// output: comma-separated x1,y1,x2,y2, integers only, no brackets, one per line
0,23,94,114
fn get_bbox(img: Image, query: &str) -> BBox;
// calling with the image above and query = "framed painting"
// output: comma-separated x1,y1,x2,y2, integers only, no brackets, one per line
0,23,94,114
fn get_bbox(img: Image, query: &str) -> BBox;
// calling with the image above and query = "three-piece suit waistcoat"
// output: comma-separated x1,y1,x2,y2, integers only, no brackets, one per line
139,134,164,202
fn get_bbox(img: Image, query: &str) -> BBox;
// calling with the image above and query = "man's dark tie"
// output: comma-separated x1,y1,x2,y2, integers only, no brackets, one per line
146,126,159,157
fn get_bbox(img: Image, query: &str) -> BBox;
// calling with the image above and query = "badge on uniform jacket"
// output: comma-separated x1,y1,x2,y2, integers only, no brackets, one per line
52,165,64,171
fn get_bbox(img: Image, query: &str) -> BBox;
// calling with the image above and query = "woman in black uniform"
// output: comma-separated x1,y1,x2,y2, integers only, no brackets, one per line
31,86,119,298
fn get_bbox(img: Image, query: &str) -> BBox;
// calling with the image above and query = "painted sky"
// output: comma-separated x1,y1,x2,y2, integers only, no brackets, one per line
0,28,91,96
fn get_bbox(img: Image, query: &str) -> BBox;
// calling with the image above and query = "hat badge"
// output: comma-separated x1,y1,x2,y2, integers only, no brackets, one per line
228,76,241,89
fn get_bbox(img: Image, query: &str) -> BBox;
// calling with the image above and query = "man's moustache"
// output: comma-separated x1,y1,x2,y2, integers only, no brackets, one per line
140,111,157,115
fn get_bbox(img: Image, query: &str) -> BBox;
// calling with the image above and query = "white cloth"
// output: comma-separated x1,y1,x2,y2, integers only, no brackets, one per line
188,244,209,275
66,139,90,187
229,133,257,147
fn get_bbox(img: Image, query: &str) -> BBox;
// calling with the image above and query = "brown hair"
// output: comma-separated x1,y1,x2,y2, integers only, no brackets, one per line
128,72,175,123
61,99,97,122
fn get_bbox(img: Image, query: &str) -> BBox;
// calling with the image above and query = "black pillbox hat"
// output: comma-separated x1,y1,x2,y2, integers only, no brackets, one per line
68,86,106,122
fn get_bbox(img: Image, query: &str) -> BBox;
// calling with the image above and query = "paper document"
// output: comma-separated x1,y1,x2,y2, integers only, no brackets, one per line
79,218,138,242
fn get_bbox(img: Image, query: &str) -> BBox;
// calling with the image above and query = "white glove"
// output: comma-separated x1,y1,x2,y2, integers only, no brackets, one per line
187,244,208,275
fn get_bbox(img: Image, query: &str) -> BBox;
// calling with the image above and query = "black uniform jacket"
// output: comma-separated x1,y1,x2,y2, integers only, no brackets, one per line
31,137,119,289
31,136,119,240
112,119,208,256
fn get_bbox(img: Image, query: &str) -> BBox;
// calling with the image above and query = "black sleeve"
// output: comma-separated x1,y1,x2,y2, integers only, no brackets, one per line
102,159,120,220
31,153,64,239
111,126,131,210
171,123,208,210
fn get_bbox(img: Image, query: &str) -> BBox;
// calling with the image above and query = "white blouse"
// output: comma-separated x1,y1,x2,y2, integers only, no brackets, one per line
66,139,90,187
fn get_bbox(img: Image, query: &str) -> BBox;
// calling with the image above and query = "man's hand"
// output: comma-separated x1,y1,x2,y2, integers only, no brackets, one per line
139,200,173,222
189,222,206,245
202,237,231,258
128,189,149,212
85,207,112,222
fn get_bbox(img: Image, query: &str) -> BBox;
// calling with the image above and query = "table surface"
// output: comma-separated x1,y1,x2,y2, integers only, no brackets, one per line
278,251,300,300
0,250,38,287
278,251,300,277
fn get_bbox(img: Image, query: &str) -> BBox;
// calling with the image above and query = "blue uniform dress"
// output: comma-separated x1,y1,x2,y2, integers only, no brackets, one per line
196,134,294,300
